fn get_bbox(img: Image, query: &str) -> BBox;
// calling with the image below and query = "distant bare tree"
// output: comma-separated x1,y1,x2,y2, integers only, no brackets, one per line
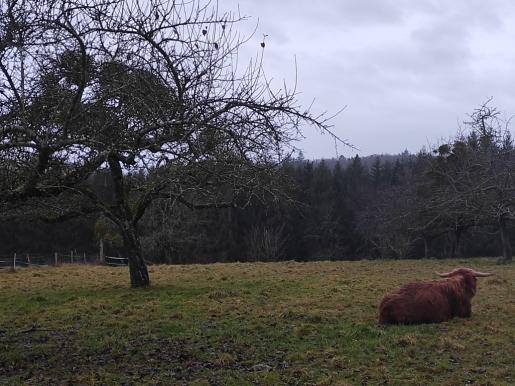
246,224,286,261
429,102,515,263
357,185,420,259
0,0,344,286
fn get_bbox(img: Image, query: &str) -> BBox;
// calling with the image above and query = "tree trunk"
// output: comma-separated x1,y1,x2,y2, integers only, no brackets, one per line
107,154,150,287
450,227,462,258
423,236,429,258
121,224,150,288
99,237,105,263
499,216,512,263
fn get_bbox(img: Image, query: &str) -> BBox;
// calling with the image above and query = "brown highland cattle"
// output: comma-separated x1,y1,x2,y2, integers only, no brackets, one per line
379,268,492,324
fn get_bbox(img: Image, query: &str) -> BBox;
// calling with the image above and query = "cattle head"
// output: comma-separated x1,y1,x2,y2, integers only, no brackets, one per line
435,268,493,297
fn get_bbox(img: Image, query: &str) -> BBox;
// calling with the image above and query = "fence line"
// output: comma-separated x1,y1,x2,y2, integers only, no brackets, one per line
0,251,127,271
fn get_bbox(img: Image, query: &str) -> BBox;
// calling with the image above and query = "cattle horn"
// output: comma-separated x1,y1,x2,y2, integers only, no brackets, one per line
436,270,493,278
472,270,493,277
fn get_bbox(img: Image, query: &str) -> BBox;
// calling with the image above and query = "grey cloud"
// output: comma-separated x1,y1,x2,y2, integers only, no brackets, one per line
221,0,515,157
335,0,404,25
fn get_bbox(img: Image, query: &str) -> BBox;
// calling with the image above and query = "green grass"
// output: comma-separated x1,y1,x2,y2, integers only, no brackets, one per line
0,258,513,385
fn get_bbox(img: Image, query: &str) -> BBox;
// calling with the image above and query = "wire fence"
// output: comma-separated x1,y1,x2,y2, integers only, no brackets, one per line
0,251,128,271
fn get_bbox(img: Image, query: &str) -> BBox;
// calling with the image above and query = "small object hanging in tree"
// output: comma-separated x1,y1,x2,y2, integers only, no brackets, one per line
202,28,207,36
214,42,219,50
261,34,268,48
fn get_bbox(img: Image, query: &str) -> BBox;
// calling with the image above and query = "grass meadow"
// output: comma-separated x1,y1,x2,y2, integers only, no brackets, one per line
0,258,513,385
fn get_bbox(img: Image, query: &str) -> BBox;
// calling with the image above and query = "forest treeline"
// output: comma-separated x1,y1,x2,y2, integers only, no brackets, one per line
2,104,513,263
3,1,512,288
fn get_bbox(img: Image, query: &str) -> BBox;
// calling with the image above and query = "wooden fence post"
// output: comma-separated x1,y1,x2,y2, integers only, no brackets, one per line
26,253,30,265
13,253,16,271
70,250,74,264
54,252,58,266
83,252,86,264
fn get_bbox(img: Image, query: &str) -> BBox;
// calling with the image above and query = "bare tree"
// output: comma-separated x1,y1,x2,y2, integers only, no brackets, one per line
357,185,421,259
0,0,344,286
429,102,515,263
246,224,286,261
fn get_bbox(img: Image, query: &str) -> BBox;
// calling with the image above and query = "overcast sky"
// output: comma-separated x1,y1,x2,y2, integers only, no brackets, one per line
221,0,515,158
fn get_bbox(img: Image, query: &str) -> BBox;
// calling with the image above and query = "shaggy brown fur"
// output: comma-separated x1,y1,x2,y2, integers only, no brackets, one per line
379,268,486,324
